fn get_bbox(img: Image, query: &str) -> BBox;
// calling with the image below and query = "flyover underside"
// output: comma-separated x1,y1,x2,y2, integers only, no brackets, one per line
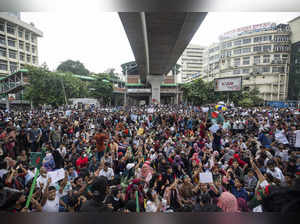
119,12,207,83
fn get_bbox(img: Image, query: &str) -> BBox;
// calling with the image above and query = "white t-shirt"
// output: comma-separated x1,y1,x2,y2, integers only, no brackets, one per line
98,168,114,180
42,195,60,212
37,175,49,192
267,167,285,183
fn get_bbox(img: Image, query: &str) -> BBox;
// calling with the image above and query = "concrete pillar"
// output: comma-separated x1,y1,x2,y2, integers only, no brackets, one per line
148,75,164,104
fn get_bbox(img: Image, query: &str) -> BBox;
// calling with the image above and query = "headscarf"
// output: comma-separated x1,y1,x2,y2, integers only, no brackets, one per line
191,153,200,165
141,161,153,181
217,191,239,212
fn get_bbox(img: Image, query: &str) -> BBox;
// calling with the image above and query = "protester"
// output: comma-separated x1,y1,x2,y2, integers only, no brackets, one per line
0,104,299,213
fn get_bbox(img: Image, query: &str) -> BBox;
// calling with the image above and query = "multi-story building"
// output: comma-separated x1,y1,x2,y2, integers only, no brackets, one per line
204,22,291,101
0,12,43,76
288,17,300,100
180,44,206,83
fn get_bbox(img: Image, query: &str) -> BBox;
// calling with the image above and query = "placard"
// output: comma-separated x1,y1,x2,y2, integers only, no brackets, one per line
202,107,209,113
295,130,300,148
47,168,65,184
199,172,213,183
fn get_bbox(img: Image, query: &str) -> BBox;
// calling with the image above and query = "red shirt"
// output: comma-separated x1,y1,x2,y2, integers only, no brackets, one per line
76,156,88,170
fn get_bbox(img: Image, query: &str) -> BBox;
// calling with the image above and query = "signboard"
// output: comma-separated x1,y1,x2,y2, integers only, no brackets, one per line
214,77,242,92
127,88,151,93
219,22,276,40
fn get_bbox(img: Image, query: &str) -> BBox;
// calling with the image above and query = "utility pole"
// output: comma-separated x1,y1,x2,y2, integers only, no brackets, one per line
60,78,68,106
124,68,127,106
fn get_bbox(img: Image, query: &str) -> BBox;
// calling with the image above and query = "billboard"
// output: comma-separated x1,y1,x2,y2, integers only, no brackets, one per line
219,22,276,41
214,77,242,92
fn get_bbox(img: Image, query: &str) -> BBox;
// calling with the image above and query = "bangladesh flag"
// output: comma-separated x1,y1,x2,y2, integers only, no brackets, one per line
30,152,45,169
208,109,224,124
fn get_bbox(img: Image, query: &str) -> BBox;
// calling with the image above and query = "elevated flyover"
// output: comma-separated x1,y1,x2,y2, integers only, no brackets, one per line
119,12,207,103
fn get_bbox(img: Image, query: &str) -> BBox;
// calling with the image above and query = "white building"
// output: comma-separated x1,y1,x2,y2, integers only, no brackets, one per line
0,12,43,76
203,22,291,101
180,44,206,83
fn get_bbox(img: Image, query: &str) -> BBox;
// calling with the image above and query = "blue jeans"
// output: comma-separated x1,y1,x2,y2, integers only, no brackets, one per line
96,151,104,161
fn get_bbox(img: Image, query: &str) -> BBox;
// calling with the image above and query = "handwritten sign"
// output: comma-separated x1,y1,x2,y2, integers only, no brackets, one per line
48,168,65,184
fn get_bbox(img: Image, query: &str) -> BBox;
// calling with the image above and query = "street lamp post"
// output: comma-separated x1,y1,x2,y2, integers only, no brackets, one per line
124,68,127,106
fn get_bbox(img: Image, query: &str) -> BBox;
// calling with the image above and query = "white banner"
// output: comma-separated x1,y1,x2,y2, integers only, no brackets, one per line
127,89,151,93
214,77,242,92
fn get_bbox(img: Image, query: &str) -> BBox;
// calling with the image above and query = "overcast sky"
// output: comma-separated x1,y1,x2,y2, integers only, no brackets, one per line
21,12,300,73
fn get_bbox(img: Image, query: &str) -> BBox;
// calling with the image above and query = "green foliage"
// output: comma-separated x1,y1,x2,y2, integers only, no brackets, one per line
181,79,263,107
57,60,90,76
88,74,113,104
238,98,253,107
24,66,90,107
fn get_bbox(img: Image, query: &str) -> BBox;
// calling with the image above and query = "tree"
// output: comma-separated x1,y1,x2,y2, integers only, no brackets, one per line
88,74,113,105
57,60,90,76
24,66,65,107
181,79,264,107
24,66,90,107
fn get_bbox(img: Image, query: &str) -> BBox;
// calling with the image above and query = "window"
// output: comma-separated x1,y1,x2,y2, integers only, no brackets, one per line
274,54,280,62
0,60,8,71
242,68,250,74
234,58,241,66
0,47,6,57
254,56,260,64
25,31,30,40
274,35,289,42
226,42,232,47
243,57,250,65
253,46,262,52
272,66,284,73
243,38,251,44
0,20,4,32
18,28,23,38
32,56,36,64
262,36,272,41
26,43,30,52
234,48,242,55
31,35,36,43
6,23,15,35
0,35,5,45
8,49,17,59
19,40,24,50
242,47,251,53
262,66,270,73
234,39,242,46
19,52,24,61
282,54,288,64
263,55,270,63
10,62,18,72
263,45,272,52
254,36,262,42
225,50,232,57
7,38,16,47
32,45,35,54
274,45,289,52
26,54,31,63
297,47,300,53
234,69,241,74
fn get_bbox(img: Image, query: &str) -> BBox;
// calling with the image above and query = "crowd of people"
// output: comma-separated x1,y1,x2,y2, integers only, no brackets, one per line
0,104,299,213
